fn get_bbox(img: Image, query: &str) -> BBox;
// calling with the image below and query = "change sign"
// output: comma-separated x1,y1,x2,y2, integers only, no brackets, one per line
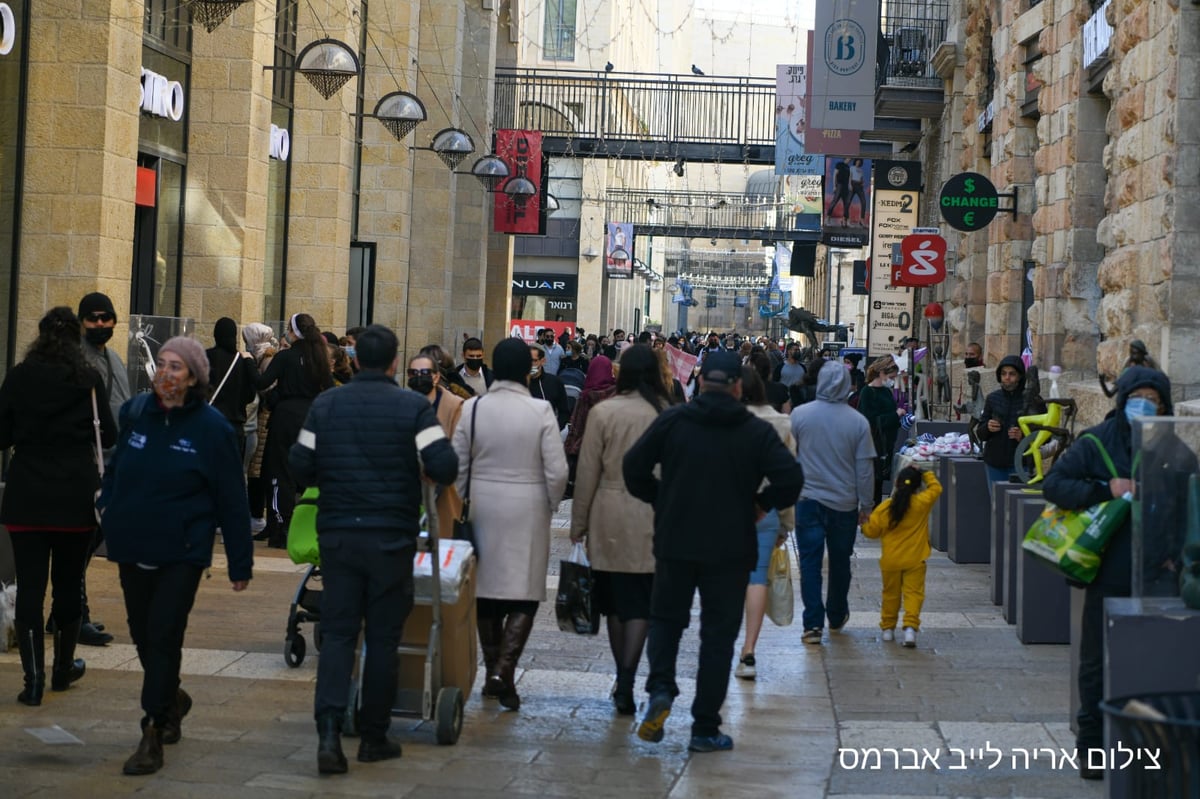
939,172,999,232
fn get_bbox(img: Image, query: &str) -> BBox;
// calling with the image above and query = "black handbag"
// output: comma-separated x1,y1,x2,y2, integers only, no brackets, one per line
453,399,479,553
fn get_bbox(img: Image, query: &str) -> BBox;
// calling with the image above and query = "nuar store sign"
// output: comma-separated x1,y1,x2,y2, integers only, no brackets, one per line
269,124,290,161
0,3,15,57
139,67,185,121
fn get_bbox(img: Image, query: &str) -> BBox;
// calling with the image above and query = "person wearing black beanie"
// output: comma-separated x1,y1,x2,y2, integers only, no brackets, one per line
491,336,533,383
205,318,259,461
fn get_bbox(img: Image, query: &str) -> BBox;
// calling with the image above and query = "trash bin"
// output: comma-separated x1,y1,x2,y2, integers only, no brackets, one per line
1100,691,1200,798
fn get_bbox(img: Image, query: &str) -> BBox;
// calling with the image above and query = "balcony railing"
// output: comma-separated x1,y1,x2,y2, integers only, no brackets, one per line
875,0,949,90
605,188,819,243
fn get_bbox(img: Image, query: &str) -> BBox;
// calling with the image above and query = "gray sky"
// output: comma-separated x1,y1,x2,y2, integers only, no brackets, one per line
694,0,815,26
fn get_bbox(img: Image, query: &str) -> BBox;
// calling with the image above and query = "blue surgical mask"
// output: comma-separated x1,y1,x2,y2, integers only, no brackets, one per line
1124,396,1158,423
344,346,356,359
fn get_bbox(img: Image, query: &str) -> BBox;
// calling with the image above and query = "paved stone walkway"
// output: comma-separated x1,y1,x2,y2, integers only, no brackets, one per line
0,503,1103,798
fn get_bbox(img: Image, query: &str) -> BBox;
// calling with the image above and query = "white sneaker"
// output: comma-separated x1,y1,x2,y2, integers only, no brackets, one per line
881,628,894,642
250,517,267,533
735,654,756,680
902,627,917,648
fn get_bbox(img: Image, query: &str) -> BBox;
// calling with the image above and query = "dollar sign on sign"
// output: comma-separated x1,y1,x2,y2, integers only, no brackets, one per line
964,177,975,193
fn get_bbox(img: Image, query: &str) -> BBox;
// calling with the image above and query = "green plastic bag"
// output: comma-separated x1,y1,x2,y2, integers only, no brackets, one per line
1022,434,1129,583
287,487,321,566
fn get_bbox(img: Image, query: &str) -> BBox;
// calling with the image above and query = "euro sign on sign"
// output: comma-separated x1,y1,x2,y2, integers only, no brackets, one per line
894,234,947,287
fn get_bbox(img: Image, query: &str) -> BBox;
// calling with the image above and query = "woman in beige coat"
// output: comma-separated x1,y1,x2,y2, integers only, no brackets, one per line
407,352,464,540
452,338,568,711
570,344,673,714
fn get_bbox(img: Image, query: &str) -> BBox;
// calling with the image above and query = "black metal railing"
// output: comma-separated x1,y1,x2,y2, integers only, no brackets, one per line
605,188,802,237
494,68,777,147
875,0,949,89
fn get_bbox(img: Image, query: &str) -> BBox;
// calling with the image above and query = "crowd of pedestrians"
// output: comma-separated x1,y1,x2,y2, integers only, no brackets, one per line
5,307,1188,784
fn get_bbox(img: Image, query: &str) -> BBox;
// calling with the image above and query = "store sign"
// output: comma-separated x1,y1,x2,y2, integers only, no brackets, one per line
867,188,919,357
139,67,185,122
809,0,879,131
493,129,544,235
511,272,577,297
893,234,947,287
508,319,575,343
269,124,290,161
939,172,999,231
0,3,15,56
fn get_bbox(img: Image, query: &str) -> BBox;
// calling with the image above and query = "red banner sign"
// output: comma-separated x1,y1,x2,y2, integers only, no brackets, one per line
493,130,544,235
508,319,575,344
893,234,948,287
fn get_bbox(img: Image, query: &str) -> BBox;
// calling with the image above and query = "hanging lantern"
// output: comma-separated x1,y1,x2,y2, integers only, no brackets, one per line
184,0,248,33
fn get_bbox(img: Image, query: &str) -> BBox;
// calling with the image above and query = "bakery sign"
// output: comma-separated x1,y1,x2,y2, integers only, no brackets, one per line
0,3,16,56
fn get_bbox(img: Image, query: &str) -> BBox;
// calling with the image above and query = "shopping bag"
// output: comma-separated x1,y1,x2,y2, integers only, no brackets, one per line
287,487,321,566
1021,433,1129,584
0,582,15,653
765,544,794,627
555,543,600,635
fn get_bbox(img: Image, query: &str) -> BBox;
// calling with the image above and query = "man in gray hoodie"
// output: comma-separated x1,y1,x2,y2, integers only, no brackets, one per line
790,360,877,644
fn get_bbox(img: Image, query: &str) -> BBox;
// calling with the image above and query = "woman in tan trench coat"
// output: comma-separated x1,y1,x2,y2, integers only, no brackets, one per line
570,344,673,714
453,338,568,711
406,352,463,539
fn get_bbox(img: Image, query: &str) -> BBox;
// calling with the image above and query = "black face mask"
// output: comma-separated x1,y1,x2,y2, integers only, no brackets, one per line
465,358,484,371
85,327,114,347
407,375,435,394
964,357,983,368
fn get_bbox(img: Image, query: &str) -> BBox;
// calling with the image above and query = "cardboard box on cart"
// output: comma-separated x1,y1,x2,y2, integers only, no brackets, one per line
396,551,478,702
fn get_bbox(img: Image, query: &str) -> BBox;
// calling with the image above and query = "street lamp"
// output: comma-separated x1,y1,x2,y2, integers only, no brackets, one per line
295,38,360,100
369,91,427,142
183,0,249,33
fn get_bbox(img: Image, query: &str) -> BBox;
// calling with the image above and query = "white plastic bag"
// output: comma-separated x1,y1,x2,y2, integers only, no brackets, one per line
0,582,16,653
766,545,794,627
412,538,475,605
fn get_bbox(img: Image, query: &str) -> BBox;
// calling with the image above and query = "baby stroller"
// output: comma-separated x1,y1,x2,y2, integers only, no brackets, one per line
284,489,321,666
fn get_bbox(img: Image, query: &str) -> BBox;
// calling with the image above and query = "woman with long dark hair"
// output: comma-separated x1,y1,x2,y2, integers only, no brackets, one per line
857,355,903,504
0,307,117,706
563,355,616,485
257,313,333,548
570,344,672,714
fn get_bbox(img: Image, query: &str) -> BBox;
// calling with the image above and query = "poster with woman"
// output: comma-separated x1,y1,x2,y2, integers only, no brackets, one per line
822,156,871,247
605,222,633,279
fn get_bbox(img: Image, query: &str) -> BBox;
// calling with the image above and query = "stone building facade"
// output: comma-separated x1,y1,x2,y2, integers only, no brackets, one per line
0,0,501,376
927,0,1200,422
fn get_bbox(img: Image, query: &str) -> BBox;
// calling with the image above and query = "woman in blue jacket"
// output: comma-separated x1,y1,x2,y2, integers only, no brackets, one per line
98,337,253,777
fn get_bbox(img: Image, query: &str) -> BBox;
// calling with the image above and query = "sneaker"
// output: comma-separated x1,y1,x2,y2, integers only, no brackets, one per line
830,611,850,632
902,627,917,648
801,628,823,645
688,733,734,753
735,654,756,680
250,517,267,533
637,692,673,743
881,628,894,642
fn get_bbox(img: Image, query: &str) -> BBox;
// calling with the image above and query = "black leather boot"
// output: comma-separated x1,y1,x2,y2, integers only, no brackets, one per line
477,613,504,699
356,735,402,763
612,667,637,716
496,612,535,711
50,620,86,691
123,719,164,776
316,712,348,775
16,622,44,706
161,688,192,744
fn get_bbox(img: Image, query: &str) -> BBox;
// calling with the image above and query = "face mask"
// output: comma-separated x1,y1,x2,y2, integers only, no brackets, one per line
407,375,435,394
465,358,483,371
1124,396,1158,423
344,346,356,360
153,370,187,404
964,357,982,368
531,365,542,377
85,326,114,346
884,378,896,388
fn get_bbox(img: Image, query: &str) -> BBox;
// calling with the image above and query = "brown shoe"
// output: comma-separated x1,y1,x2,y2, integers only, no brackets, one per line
161,688,192,745
123,721,163,776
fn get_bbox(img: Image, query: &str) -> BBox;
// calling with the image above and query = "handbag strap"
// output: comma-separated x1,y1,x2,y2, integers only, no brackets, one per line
208,354,241,405
462,398,479,510
90,387,104,478
1079,432,1119,479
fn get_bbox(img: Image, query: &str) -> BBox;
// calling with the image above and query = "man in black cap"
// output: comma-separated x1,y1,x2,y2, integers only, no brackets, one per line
623,351,804,753
72,291,130,646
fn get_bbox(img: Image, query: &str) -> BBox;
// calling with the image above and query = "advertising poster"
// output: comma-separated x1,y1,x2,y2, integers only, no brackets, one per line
822,155,871,247
809,0,880,131
605,221,634,279
802,30,862,155
508,319,576,343
781,173,823,231
493,129,544,235
774,65,823,176
866,187,921,357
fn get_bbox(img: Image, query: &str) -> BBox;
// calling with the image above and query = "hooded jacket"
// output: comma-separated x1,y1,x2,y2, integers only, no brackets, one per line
206,318,260,427
1042,367,1197,591
790,360,877,512
977,355,1027,469
623,390,804,570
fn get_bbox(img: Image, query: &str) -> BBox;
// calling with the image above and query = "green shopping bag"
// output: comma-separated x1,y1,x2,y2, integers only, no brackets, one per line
1022,434,1129,583
287,487,321,566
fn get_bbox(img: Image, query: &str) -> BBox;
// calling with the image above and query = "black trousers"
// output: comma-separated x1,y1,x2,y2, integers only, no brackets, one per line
8,530,92,630
645,557,748,738
1077,581,1126,749
262,398,311,537
118,562,204,724
315,533,415,740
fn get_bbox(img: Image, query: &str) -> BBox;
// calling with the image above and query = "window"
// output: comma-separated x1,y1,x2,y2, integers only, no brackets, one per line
0,0,28,377
543,0,576,61
1022,38,1042,120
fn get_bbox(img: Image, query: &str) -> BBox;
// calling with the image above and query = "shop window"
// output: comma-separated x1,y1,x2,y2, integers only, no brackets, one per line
543,0,576,61
0,0,27,376
144,0,191,57
263,103,289,322
1022,38,1042,120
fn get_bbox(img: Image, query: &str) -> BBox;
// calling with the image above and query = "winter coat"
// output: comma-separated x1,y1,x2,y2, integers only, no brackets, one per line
82,340,131,421
288,372,458,543
623,390,805,571
571,392,661,573
857,384,900,458
452,381,568,600
0,359,117,528
862,471,943,570
433,387,465,540
529,371,571,428
206,347,259,427
1042,367,1197,592
977,355,1027,469
247,350,275,478
98,393,253,581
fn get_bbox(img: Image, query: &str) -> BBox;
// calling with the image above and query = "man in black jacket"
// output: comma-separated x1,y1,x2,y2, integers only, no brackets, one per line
528,343,570,428
289,325,458,776
623,351,804,753
977,354,1026,487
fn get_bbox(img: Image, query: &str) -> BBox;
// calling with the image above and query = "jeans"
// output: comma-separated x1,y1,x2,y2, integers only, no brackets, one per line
645,557,748,737
795,499,859,631
118,562,204,724
8,531,91,630
986,465,1014,497
315,533,415,740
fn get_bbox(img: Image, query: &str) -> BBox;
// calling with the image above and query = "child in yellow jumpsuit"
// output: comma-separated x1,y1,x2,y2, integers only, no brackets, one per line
861,466,942,648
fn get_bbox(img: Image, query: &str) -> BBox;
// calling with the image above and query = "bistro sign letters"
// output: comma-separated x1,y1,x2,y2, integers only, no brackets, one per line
0,3,15,56
139,67,185,122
